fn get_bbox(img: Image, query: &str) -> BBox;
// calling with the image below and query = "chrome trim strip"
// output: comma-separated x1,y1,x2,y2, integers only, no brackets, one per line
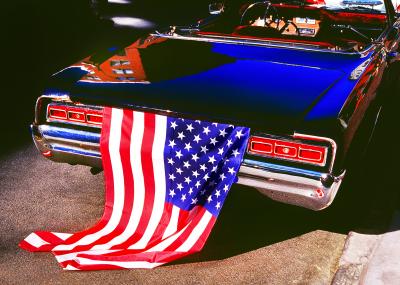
152,33,373,56
242,159,322,180
52,145,101,158
38,125,101,144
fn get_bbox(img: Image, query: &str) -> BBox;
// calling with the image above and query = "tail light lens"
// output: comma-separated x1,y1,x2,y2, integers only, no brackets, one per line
47,104,103,127
248,136,328,167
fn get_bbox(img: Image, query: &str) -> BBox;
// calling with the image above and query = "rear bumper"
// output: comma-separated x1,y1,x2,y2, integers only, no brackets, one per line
31,123,345,211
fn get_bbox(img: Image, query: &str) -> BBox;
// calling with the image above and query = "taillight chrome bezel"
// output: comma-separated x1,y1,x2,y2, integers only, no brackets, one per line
247,134,332,168
47,103,104,128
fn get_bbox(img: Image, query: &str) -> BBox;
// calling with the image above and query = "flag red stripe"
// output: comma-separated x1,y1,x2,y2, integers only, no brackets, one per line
186,216,216,253
19,240,49,252
113,112,156,249
34,232,66,246
160,207,207,252
143,202,174,249
61,259,124,271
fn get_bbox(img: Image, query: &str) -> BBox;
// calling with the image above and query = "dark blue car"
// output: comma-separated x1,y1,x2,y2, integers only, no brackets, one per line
31,0,400,210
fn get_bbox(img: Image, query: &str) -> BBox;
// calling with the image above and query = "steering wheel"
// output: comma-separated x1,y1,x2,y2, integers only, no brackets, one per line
278,19,300,36
239,1,279,27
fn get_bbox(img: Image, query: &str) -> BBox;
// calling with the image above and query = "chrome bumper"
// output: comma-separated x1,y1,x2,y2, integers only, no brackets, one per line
31,123,345,211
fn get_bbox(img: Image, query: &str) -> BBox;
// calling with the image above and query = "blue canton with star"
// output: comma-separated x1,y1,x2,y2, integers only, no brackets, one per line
163,117,250,216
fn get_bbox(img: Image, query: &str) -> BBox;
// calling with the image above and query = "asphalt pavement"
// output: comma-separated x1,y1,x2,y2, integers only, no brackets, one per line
0,141,348,284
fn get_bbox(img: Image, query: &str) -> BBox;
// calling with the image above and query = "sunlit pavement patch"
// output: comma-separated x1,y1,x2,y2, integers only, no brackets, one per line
333,211,400,285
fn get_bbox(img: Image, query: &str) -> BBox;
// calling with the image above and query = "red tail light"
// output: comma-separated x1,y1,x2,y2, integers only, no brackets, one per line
47,104,103,127
48,107,67,120
68,111,85,122
248,136,328,167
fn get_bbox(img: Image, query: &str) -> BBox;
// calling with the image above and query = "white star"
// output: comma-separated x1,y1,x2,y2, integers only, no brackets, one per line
169,174,176,181
211,165,218,173
220,173,226,181
188,188,194,195
228,167,236,175
170,121,178,129
229,124,235,128
167,158,175,165
200,189,206,195
186,124,194,132
207,195,213,203
235,130,244,139
169,189,176,197
177,132,185,140
212,122,218,127
208,155,216,164
168,140,176,148
195,120,201,124
181,194,186,202
184,177,192,184
183,161,191,169
191,198,198,205
184,142,192,151
210,137,218,146
232,149,240,157
195,181,201,188
209,180,217,187
215,190,221,198
176,168,183,175
193,134,202,143
203,127,211,135
223,158,230,165
175,150,183,159
218,147,224,155
215,202,221,210
200,145,208,154
219,129,227,137
191,153,199,162
192,170,200,178
200,164,207,172
177,183,184,191
223,184,229,192
227,139,233,147
203,173,210,181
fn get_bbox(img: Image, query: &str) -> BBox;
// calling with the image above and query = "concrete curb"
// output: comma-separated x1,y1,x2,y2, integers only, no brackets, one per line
332,212,400,285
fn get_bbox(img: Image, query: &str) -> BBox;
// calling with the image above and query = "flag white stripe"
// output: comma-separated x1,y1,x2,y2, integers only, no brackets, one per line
54,108,125,250
146,215,193,252
129,114,167,249
91,110,146,250
52,232,73,240
64,264,80,271
55,249,119,263
70,257,163,269
176,211,212,252
162,205,180,240
24,233,50,248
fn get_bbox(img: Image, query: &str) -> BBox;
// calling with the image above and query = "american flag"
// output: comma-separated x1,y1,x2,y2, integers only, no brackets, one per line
20,107,250,270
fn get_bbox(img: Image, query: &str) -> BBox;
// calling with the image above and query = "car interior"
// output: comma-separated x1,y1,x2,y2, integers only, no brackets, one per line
196,0,389,52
